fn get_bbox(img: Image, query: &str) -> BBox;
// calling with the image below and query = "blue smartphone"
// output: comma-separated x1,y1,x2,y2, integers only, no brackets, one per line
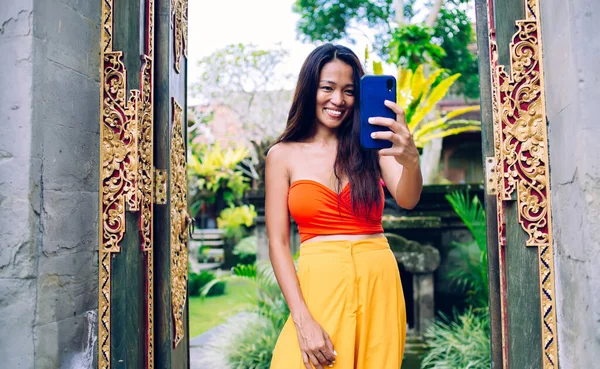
359,75,396,149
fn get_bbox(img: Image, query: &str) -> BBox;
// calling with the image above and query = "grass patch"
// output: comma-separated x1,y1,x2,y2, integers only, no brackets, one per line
188,280,257,338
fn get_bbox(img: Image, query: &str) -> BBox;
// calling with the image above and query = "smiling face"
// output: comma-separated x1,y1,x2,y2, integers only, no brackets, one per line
314,59,355,131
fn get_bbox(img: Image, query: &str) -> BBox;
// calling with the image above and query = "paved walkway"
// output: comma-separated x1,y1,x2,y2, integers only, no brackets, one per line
189,312,254,369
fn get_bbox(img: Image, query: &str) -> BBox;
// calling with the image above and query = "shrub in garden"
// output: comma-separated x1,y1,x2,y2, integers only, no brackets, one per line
199,261,290,368
421,308,491,369
188,270,227,297
217,204,258,267
233,235,257,265
420,190,491,368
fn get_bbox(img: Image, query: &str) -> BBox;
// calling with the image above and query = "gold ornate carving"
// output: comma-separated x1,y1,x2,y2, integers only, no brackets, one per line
488,0,558,367
99,49,138,369
488,29,510,369
100,49,142,369
140,0,155,367
173,0,188,73
99,0,155,367
170,99,189,347
101,0,113,53
124,91,140,211
155,169,168,204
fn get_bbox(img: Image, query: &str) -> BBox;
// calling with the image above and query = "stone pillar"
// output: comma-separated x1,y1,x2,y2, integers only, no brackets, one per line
0,1,100,368
385,232,441,336
541,0,600,367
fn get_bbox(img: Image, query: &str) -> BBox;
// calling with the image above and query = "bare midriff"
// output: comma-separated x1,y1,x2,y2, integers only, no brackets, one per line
301,232,385,244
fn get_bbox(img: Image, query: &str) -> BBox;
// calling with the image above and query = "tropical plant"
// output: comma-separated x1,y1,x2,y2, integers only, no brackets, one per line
445,189,488,308
188,270,226,297
433,1,481,99
233,235,258,266
216,204,258,267
217,205,258,240
293,0,480,99
248,137,277,190
386,23,446,71
373,64,481,148
199,261,290,368
421,308,491,369
188,142,251,217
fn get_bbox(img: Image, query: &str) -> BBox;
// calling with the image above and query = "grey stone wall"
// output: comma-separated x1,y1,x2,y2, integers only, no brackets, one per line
0,0,100,368
0,1,36,367
541,0,600,367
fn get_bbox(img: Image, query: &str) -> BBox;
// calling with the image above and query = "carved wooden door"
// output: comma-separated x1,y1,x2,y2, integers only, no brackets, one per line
475,0,558,368
98,0,189,368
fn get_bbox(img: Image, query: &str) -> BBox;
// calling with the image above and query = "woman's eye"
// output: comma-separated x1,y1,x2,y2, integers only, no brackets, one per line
320,86,333,91
345,90,354,96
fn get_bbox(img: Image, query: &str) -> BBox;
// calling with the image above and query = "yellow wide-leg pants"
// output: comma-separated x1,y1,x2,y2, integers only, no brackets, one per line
270,237,406,369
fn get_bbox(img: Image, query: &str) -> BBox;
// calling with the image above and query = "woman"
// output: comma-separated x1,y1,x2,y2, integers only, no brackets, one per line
266,43,422,369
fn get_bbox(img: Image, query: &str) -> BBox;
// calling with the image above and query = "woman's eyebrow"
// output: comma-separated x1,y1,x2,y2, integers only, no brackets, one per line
319,80,354,87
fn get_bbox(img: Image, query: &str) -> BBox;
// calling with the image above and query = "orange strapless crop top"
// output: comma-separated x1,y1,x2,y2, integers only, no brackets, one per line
287,179,384,242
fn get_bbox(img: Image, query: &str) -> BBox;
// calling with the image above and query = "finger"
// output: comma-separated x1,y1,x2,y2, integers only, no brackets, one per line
322,331,336,362
368,116,396,128
371,131,402,145
384,100,410,132
302,352,313,369
308,353,323,369
314,350,329,365
383,99,406,119
378,148,401,157
319,348,335,363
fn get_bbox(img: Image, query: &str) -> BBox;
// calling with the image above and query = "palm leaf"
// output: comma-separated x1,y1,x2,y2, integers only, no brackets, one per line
410,73,461,128
414,124,482,147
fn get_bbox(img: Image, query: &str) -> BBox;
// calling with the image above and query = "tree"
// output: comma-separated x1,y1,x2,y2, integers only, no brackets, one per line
192,43,294,143
293,0,479,99
433,2,480,99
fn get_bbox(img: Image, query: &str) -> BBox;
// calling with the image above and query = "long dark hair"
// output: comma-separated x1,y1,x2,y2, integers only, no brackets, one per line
277,43,382,216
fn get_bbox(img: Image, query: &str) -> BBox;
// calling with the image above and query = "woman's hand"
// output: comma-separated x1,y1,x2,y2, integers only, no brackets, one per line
294,314,337,369
368,100,420,171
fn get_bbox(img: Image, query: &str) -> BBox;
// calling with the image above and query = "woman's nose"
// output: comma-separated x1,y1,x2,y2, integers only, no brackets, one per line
330,90,344,105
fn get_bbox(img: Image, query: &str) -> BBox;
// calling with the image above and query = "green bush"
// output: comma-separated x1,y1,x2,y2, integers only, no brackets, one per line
199,261,290,368
421,309,491,369
225,315,280,369
189,270,227,297
445,190,489,308
233,235,257,265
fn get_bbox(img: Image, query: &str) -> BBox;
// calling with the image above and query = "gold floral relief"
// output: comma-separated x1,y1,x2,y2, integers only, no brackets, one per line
173,0,187,73
170,99,189,347
99,0,156,367
124,90,140,211
487,29,510,369
488,0,558,367
140,0,155,365
155,169,168,204
100,48,140,369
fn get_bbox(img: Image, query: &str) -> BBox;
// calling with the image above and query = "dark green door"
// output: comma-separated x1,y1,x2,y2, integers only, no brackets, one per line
475,0,559,368
98,0,189,368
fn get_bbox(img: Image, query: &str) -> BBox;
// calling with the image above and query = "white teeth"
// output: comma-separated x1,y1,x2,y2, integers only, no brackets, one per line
325,108,342,116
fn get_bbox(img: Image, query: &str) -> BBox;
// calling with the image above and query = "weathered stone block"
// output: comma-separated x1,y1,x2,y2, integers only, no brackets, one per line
0,278,36,369
41,190,97,254
36,249,98,326
385,233,441,274
40,123,99,193
35,310,97,369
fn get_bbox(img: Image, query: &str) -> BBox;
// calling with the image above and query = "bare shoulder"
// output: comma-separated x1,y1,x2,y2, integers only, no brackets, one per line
266,141,298,164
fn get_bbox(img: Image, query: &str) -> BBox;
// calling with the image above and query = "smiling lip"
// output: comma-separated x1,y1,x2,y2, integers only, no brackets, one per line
324,108,343,119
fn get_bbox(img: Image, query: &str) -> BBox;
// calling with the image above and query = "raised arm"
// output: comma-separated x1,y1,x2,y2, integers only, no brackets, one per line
369,100,423,209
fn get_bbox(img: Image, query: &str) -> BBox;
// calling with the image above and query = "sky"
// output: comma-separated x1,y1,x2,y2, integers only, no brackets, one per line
187,0,476,102
187,0,382,99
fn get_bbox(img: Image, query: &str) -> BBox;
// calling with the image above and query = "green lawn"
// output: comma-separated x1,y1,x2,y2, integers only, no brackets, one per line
188,280,257,338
